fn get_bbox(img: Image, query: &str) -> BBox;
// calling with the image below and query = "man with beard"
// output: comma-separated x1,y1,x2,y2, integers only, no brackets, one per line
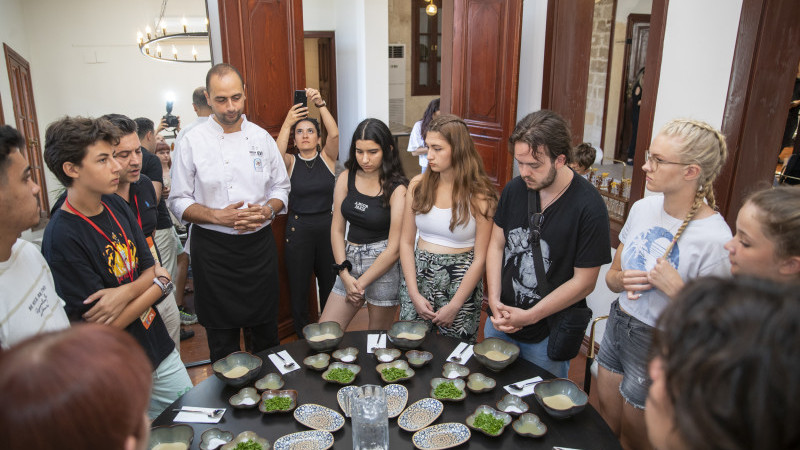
168,63,290,362
484,110,610,377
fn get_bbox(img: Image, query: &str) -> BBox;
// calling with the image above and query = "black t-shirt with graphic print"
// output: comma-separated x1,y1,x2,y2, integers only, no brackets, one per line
493,173,611,342
42,194,173,368
140,147,172,230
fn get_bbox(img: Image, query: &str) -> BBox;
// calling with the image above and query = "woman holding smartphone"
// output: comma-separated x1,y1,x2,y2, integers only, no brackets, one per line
319,118,408,330
398,114,497,343
276,88,339,337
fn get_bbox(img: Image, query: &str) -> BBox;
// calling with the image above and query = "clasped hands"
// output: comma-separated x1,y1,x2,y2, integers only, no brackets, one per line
411,294,460,328
489,303,528,334
216,201,272,232
621,257,684,299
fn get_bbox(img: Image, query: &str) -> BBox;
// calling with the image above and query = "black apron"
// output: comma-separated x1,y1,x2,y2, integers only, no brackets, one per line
190,224,279,328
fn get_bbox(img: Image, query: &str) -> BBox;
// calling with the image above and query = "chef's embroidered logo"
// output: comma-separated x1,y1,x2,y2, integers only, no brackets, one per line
354,202,368,212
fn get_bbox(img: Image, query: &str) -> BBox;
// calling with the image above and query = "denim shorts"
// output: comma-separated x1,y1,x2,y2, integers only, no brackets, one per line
596,300,654,409
331,239,401,307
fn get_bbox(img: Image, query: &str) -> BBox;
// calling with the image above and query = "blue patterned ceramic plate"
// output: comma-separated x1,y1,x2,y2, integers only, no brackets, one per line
273,430,334,450
398,398,444,432
336,386,359,417
293,403,345,432
412,423,471,449
384,384,409,418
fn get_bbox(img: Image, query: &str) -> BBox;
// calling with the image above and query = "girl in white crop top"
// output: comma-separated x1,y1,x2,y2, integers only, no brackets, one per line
398,114,498,343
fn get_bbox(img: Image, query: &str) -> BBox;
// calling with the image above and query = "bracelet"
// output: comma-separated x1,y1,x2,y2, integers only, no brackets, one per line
332,260,352,273
315,100,327,108
266,203,276,220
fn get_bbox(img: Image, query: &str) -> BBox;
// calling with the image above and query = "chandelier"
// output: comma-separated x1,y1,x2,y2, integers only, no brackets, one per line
425,0,438,16
136,1,211,63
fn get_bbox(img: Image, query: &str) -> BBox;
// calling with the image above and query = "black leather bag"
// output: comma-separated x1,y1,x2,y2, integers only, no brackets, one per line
527,191,593,362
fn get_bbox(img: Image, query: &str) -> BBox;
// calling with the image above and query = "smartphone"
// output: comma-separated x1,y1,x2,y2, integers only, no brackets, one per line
293,90,307,107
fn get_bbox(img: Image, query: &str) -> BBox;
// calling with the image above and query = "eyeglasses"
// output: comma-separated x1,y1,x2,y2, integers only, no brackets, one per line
529,212,544,244
644,150,690,171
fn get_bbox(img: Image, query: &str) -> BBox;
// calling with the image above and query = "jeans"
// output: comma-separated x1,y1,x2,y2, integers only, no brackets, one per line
483,320,570,378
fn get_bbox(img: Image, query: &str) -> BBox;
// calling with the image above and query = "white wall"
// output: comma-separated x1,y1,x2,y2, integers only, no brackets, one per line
363,0,389,123
303,0,337,31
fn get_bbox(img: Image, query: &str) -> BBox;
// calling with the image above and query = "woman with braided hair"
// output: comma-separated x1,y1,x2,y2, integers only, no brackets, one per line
596,119,732,450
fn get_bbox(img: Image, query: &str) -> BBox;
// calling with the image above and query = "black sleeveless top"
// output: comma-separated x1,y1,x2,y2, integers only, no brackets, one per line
340,170,397,244
288,152,335,214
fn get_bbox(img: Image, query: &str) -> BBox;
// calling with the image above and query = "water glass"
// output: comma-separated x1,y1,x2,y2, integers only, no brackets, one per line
350,384,389,450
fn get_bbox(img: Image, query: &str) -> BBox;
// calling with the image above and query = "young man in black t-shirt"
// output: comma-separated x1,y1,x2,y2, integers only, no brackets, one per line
41,116,191,419
485,110,611,378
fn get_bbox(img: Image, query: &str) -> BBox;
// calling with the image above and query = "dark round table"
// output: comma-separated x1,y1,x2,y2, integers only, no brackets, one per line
154,331,621,449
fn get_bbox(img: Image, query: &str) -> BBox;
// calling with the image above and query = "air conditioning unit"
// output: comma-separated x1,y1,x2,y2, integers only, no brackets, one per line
388,44,406,125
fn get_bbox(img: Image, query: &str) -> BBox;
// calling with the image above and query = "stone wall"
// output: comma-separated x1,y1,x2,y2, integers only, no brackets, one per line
582,0,613,153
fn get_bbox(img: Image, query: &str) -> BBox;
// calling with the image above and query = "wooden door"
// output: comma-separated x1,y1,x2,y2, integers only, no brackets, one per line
4,44,49,219
614,15,650,161
305,31,338,149
445,0,523,189
218,0,307,339
541,0,596,145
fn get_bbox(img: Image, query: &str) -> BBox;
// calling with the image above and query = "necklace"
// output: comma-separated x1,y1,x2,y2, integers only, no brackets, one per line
299,152,317,169
542,179,570,211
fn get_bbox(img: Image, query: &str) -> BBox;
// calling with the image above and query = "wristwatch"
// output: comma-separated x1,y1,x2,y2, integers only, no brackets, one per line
332,260,353,273
315,100,327,108
153,275,175,297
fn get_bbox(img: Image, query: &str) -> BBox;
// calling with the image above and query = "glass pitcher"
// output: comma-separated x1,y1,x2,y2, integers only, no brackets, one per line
350,384,389,450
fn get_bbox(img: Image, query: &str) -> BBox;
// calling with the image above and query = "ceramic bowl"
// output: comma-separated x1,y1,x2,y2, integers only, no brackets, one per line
259,389,298,414
211,351,263,387
254,372,285,392
533,378,589,419
374,348,402,363
465,405,512,437
293,403,345,432
332,346,359,363
397,398,444,432
387,321,428,349
441,362,470,379
302,353,331,371
228,387,261,409
199,428,234,450
496,393,529,416
472,337,520,372
321,361,361,385
148,424,194,450
273,430,334,450
412,423,471,449
465,373,496,394
429,377,467,402
405,350,434,368
302,321,344,352
376,359,415,383
220,431,269,450
512,413,548,438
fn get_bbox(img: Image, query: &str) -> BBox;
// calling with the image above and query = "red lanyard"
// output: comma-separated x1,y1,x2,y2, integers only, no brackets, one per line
133,194,142,228
65,198,135,283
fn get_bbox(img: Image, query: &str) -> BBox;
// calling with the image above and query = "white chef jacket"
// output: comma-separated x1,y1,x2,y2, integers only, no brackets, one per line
168,115,290,234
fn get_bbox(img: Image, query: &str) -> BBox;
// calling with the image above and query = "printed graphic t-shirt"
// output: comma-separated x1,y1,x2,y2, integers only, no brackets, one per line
494,174,611,342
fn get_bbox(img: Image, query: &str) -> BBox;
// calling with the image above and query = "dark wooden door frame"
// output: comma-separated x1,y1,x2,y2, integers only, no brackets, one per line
598,0,619,151
303,31,338,132
613,13,650,162
0,91,4,124
717,0,800,227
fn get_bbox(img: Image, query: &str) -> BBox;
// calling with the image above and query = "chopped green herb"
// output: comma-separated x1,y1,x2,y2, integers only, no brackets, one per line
233,439,263,450
262,396,293,411
325,367,355,383
433,381,463,399
473,412,505,435
381,367,408,382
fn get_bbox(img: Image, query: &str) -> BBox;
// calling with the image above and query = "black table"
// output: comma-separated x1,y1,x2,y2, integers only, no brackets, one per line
154,331,621,449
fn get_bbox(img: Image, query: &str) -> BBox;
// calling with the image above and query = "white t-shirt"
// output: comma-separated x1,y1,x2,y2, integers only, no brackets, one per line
407,121,428,168
618,195,732,326
0,239,70,349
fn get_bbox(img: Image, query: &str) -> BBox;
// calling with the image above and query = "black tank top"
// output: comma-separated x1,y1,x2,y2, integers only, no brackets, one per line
340,170,396,244
288,152,335,214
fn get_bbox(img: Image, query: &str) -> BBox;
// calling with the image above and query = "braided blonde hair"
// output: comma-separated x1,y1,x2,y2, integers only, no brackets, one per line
659,119,728,258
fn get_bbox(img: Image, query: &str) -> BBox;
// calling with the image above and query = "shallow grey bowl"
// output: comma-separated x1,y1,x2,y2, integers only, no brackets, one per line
220,431,269,450
259,389,298,414
254,372,285,392
321,361,361,385
533,378,589,419
465,404,512,437
496,393,529,416
302,353,331,371
387,321,429,349
229,387,261,409
149,424,194,450
374,348,402,363
199,428,234,450
405,350,434,367
472,338,520,372
376,359,415,383
441,362,470,379
332,347,359,363
429,377,467,402
212,351,262,388
302,321,344,352
465,373,496,394
512,413,548,438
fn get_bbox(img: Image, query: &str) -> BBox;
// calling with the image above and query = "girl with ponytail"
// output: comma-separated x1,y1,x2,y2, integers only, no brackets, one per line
596,119,732,450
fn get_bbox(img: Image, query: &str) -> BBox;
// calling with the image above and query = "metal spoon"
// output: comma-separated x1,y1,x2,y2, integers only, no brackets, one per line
511,379,539,391
274,352,295,368
173,407,225,418
370,331,384,352
449,344,470,362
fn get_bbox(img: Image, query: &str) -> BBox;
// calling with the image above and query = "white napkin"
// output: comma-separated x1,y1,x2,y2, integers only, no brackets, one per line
503,376,543,396
366,333,387,353
173,407,226,423
268,350,300,374
445,342,474,363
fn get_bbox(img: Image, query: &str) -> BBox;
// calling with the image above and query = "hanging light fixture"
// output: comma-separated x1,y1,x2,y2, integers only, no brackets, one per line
136,0,210,63
426,0,438,16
